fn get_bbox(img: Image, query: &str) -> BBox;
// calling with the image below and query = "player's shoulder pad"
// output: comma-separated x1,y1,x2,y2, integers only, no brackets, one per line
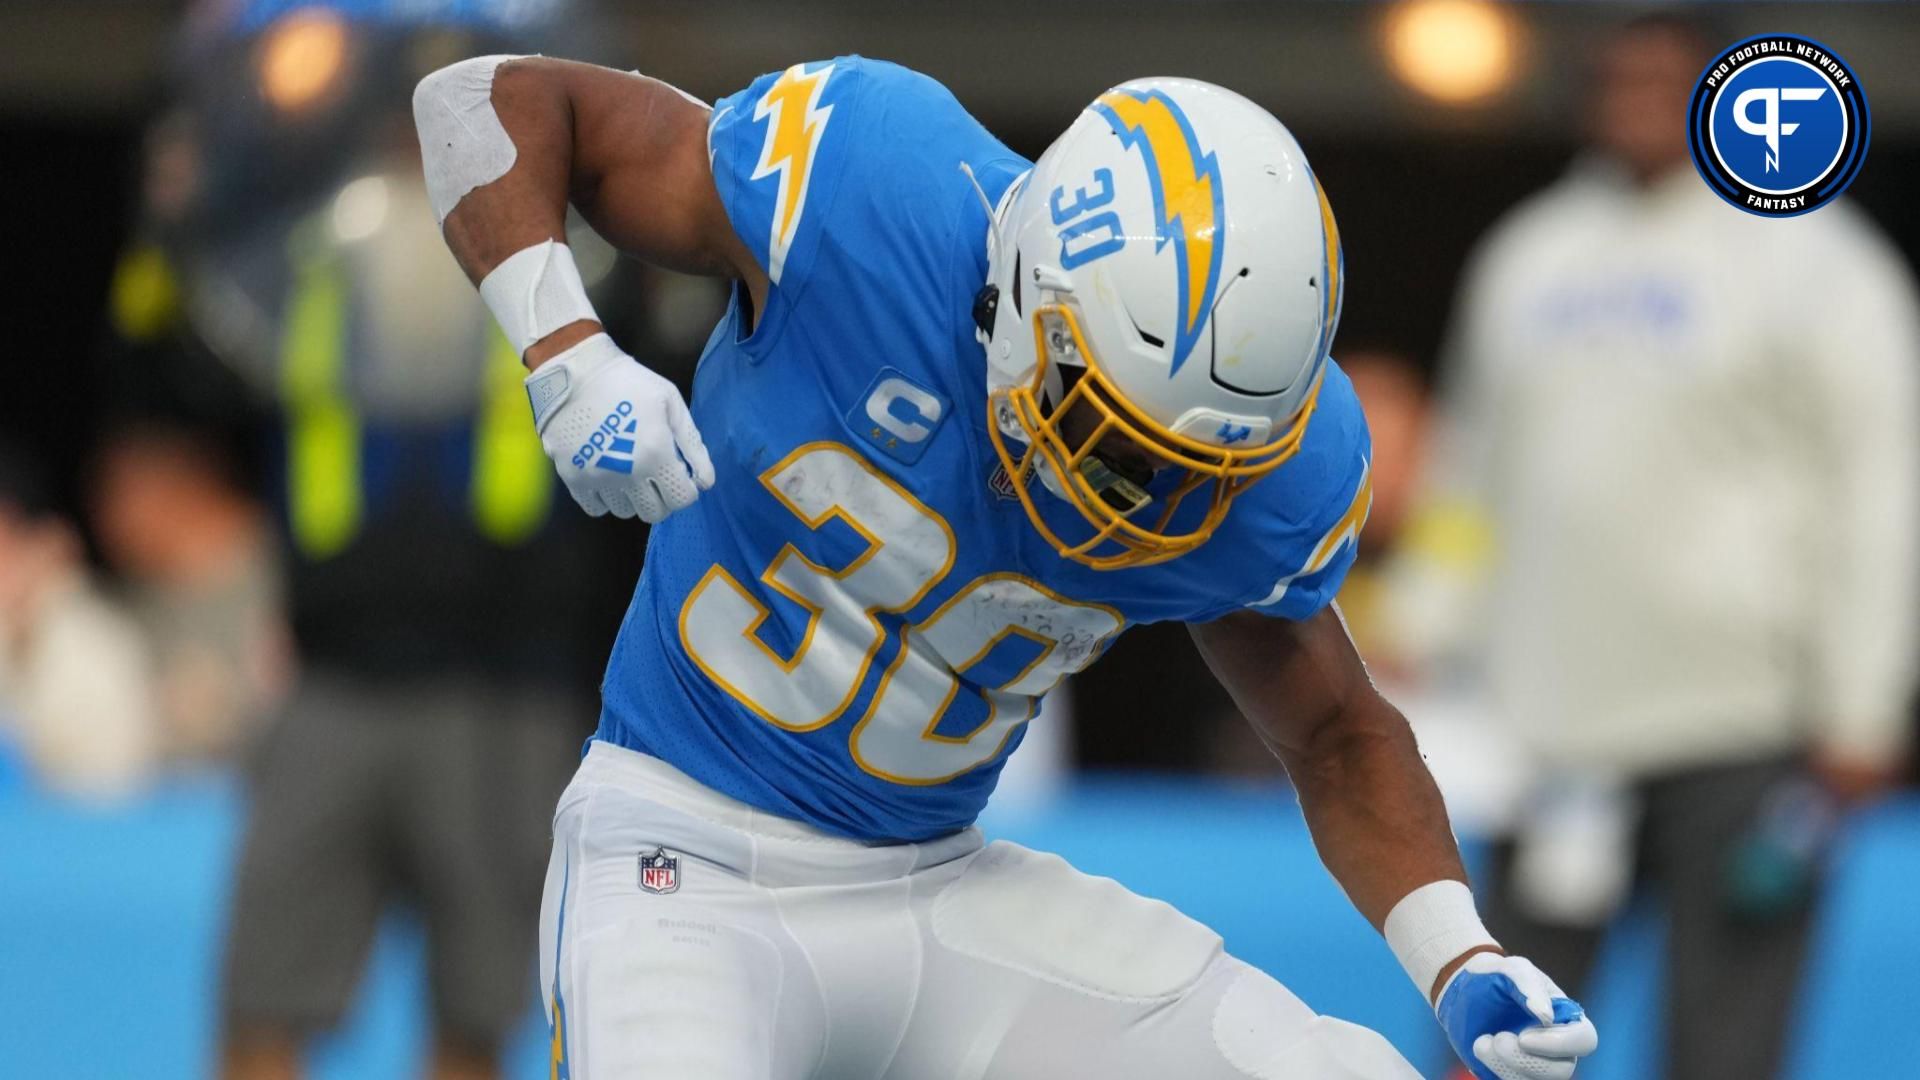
1228,360,1373,622
706,56,983,293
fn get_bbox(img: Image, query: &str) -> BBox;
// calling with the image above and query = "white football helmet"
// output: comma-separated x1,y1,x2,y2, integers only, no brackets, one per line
978,76,1343,570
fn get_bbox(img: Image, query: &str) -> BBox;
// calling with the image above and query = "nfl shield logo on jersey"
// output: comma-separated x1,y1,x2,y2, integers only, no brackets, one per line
987,462,1018,501
639,847,680,894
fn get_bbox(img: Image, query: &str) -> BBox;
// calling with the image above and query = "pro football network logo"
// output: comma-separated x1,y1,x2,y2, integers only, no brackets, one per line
1687,34,1869,218
638,847,680,894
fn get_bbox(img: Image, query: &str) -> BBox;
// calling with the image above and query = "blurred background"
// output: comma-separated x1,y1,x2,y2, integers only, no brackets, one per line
3,1,1919,1078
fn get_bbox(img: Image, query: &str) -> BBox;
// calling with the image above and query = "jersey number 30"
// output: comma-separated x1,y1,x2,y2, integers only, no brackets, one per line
679,443,1121,785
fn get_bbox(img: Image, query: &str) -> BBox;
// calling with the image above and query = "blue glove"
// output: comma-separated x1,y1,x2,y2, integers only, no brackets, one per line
1437,953,1598,1080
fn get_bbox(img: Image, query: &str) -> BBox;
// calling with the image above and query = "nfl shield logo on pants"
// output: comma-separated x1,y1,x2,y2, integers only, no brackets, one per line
639,847,680,894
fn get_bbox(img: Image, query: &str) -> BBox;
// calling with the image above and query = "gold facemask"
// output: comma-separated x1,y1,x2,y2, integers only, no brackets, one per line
987,303,1323,571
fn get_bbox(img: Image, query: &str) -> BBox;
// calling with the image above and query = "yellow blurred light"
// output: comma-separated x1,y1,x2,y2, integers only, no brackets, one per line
259,8,350,113
110,245,181,343
1384,0,1519,105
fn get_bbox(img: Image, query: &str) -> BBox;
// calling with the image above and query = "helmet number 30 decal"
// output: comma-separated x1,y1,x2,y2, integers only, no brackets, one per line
1050,167,1127,270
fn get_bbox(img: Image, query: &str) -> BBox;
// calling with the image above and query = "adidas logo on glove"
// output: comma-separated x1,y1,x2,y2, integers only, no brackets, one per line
572,400,639,473
516,330,712,524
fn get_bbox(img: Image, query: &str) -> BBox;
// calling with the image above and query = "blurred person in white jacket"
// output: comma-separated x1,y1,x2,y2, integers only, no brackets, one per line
1400,16,1920,1080
0,450,158,800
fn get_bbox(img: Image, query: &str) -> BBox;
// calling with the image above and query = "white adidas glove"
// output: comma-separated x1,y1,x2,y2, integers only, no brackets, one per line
1436,952,1598,1080
523,333,714,521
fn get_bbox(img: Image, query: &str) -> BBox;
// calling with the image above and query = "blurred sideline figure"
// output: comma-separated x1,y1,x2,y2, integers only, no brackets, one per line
0,448,158,799
105,3,605,1077
89,424,291,767
1316,348,1430,667
1393,17,1920,1079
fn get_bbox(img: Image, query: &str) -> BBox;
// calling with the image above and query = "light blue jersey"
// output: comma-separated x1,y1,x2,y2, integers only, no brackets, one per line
597,58,1372,842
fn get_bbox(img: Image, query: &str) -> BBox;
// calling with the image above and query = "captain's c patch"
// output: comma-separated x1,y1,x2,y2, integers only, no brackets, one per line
847,368,950,465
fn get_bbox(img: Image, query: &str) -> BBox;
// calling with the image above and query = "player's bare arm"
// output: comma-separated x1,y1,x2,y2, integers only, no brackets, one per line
415,57,738,521
429,58,766,364
1196,607,1597,1071
1191,606,1482,997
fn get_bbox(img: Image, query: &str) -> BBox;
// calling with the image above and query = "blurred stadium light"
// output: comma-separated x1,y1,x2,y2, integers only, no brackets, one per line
257,7,351,113
1381,0,1523,105
329,173,390,243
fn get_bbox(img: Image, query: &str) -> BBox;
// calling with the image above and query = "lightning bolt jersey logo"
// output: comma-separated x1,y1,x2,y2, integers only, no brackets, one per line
1253,455,1372,610
1091,88,1227,378
750,62,837,285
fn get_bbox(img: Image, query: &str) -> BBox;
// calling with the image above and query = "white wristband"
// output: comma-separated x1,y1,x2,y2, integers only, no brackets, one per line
478,239,598,357
1383,880,1499,1000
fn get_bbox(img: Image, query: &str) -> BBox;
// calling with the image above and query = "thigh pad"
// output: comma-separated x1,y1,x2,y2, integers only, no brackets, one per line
1213,964,1422,1080
931,840,1223,1002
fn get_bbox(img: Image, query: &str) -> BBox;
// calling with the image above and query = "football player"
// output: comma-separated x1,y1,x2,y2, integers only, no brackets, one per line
414,55,1598,1079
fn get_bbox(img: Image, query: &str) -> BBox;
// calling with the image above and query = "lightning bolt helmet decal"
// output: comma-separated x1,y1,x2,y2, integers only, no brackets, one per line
1090,88,1227,378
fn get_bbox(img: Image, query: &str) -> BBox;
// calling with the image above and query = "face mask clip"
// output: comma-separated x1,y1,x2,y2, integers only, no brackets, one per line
972,284,1000,338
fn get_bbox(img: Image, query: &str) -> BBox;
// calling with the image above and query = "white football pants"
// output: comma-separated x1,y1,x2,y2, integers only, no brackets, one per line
539,741,1419,1079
